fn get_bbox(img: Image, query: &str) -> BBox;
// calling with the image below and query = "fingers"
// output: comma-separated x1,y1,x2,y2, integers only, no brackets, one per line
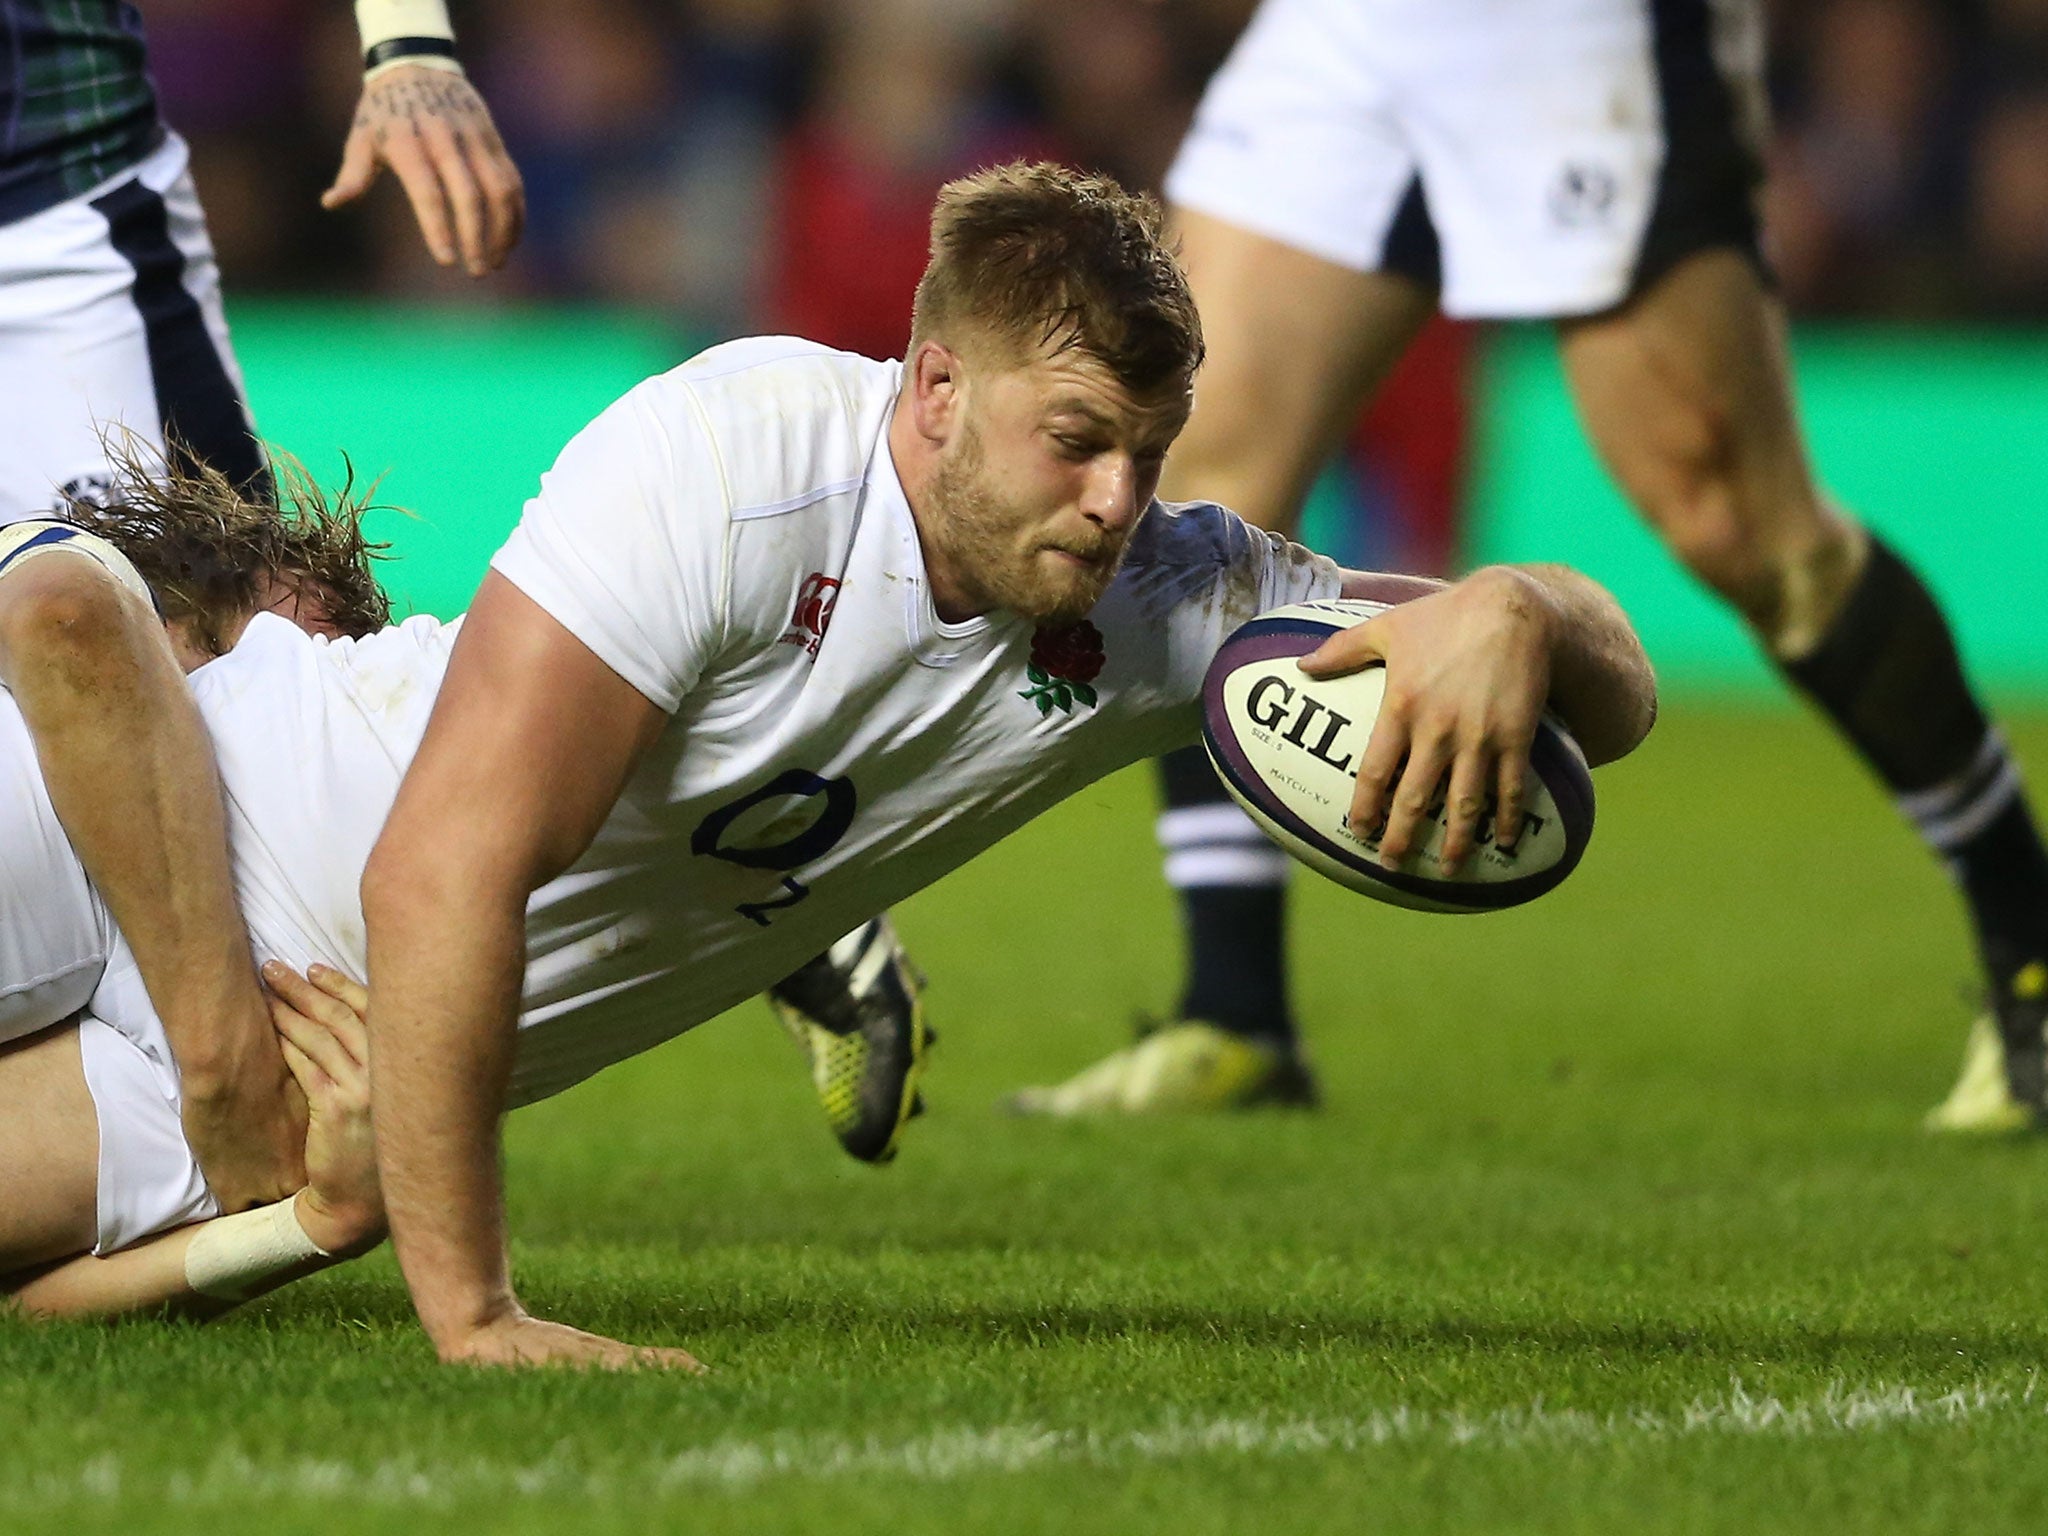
1377,730,1451,869
633,1346,708,1374
269,989,361,1094
1347,693,1408,849
453,1320,707,1373
1300,619,1385,679
261,960,368,1075
415,113,487,275
332,70,524,273
321,126,381,209
1493,747,1529,853
1435,741,1495,873
472,128,525,270
278,1033,333,1101
381,128,459,268
306,964,370,1024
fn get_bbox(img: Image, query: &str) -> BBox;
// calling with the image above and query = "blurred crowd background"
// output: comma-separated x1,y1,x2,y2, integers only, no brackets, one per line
153,0,2048,328
145,0,2048,576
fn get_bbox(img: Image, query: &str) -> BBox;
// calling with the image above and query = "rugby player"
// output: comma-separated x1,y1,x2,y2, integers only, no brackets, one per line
0,0,522,1204
1013,0,2048,1127
360,161,1656,1368
0,164,1652,1359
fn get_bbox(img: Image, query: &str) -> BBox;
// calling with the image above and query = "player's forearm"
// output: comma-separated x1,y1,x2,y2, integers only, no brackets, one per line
0,568,279,1098
4,1191,372,1322
362,847,527,1351
1500,562,1657,766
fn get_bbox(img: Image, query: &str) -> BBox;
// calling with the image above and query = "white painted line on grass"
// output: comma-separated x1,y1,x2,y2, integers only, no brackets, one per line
11,1379,2036,1509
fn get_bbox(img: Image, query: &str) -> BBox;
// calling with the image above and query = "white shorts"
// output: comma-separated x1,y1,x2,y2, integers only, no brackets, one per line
78,1000,218,1254
1165,0,1769,318
0,132,260,525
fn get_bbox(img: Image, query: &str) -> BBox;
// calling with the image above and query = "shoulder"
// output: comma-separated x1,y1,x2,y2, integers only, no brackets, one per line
1125,499,1255,565
1105,499,1273,609
647,338,900,514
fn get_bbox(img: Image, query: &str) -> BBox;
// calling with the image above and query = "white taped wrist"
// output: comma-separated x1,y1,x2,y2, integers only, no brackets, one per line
355,0,455,50
183,1198,332,1302
355,0,462,79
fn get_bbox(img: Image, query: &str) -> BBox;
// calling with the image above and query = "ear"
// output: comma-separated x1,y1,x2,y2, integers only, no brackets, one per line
907,340,966,447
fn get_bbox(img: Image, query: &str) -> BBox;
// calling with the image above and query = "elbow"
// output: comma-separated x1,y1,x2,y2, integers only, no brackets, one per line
1576,646,1659,770
361,805,535,942
361,825,436,939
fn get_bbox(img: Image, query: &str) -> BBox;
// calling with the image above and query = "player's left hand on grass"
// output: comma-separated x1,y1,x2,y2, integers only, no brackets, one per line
322,64,525,276
263,960,385,1256
1301,567,1558,873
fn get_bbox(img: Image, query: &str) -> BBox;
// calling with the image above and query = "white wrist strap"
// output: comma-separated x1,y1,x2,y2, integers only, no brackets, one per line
183,1197,331,1302
355,0,464,80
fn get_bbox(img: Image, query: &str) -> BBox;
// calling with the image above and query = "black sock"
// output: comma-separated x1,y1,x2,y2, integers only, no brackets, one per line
1157,745,1295,1044
1781,535,2048,992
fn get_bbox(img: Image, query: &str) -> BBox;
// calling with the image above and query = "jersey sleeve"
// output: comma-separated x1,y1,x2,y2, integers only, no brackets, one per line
0,519,156,609
489,379,730,714
1146,501,1343,703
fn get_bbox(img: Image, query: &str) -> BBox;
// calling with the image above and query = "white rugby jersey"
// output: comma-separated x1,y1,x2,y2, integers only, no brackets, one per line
89,338,1340,1116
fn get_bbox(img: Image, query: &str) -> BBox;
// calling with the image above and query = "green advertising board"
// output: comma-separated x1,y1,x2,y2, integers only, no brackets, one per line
1469,326,2048,695
230,303,2048,695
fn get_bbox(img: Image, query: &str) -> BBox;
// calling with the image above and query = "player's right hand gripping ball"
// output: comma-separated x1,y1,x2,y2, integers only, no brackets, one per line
1202,599,1595,913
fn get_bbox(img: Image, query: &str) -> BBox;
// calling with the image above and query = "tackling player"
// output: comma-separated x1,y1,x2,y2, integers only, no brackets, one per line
0,4,928,1170
1013,0,2048,1128
0,0,523,1205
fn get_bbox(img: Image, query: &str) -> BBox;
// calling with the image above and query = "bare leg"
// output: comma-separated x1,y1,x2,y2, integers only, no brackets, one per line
0,1024,101,1273
1562,248,2048,1126
1557,249,1860,656
1159,209,1437,530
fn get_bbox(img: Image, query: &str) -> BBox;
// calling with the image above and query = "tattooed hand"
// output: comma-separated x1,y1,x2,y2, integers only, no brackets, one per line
322,65,526,276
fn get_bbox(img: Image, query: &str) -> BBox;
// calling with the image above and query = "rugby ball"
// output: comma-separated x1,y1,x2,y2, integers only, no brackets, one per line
1201,599,1595,913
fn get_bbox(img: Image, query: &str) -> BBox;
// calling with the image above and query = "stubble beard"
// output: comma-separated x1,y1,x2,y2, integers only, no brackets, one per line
928,425,1125,626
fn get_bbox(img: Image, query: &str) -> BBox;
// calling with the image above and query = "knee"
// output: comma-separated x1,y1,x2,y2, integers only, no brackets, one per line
1626,418,1847,642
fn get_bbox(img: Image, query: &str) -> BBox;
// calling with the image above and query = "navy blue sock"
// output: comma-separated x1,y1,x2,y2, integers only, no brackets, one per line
1782,536,2048,991
1157,746,1296,1044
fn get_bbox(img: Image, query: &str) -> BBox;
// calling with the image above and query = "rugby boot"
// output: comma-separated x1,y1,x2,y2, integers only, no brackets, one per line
1002,1018,1318,1117
769,916,932,1164
1925,960,2048,1133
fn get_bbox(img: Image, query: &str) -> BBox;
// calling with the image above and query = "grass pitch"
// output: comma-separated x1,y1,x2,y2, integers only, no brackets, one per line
8,705,2048,1534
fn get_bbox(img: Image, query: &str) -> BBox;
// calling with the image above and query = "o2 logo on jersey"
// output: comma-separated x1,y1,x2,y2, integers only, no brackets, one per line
779,573,841,659
692,768,857,925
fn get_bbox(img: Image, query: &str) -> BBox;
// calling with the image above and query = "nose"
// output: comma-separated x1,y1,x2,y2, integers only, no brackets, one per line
1080,453,1144,534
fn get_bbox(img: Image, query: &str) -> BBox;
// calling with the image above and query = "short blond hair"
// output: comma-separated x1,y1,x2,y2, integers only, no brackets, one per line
909,161,1203,396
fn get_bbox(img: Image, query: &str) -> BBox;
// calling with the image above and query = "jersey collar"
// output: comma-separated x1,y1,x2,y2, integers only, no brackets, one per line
868,400,1005,668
